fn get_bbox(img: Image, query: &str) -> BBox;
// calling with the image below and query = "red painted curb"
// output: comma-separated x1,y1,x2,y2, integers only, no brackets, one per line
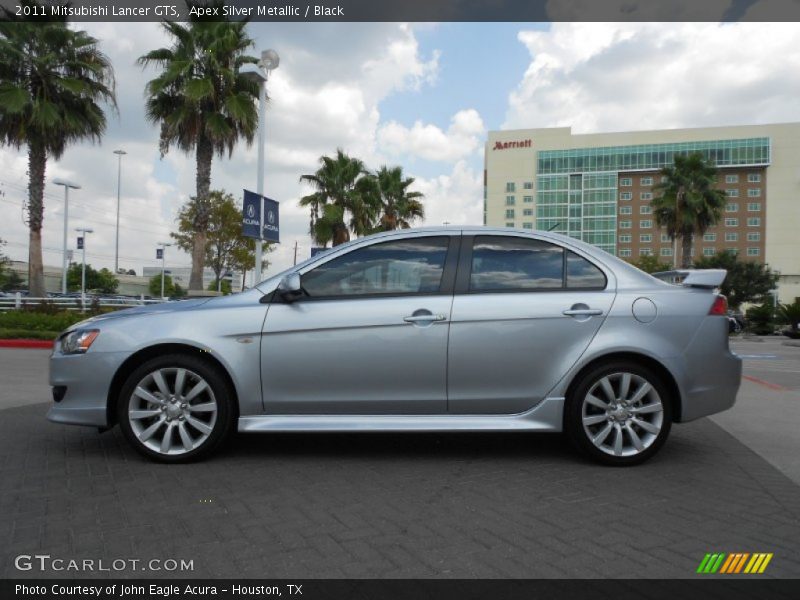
0,339,54,349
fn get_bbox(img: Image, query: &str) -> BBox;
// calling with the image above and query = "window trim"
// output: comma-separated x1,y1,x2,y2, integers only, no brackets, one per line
279,235,461,303
454,234,608,294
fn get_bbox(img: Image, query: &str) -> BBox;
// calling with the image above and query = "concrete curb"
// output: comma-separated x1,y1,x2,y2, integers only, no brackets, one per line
0,339,54,349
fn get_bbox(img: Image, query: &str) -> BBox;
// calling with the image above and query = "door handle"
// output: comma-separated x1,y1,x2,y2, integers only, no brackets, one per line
562,308,603,316
403,314,446,323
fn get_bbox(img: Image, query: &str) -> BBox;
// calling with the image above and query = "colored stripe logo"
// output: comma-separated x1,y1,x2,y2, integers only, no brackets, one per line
697,552,773,574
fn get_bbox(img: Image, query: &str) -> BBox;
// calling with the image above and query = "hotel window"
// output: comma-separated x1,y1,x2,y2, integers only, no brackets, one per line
747,202,761,211
640,220,653,229
747,247,760,256
619,220,632,229
620,192,633,201
620,206,632,215
703,247,716,256
747,173,761,183
523,209,533,216
640,234,652,243
523,182,533,190
661,233,671,243
660,248,673,257
506,196,516,206
522,222,533,229
748,188,762,197
640,205,652,214
724,218,738,227
619,234,632,243
728,248,739,256
703,233,717,242
619,249,632,257
725,189,739,197
660,176,668,183
640,192,653,201
640,177,653,186
523,195,533,203
619,177,632,187
725,203,738,212
725,232,738,242
506,182,516,192
505,209,515,219
639,248,653,256
725,174,739,184
747,217,761,227
505,222,514,228
747,232,761,242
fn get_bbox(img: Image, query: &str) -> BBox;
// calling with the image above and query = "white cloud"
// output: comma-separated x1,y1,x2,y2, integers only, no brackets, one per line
377,109,485,162
504,22,800,134
411,160,484,227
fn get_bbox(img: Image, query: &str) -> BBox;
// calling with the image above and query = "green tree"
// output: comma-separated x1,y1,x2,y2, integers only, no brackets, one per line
652,152,726,268
207,278,232,295
373,165,425,232
693,250,779,310
66,263,119,294
778,299,800,338
0,2,116,297
299,149,380,246
745,302,777,336
148,273,185,298
631,254,671,274
139,2,259,291
170,190,263,290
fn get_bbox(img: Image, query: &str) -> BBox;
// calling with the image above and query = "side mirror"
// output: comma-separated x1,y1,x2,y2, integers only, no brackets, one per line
278,273,304,302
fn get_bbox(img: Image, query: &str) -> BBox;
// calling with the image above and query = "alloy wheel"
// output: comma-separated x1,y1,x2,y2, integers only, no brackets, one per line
127,367,218,456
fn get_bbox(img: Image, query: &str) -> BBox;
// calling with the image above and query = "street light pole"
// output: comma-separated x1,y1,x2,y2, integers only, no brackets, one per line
113,149,126,274
158,242,172,299
75,227,93,311
53,179,81,294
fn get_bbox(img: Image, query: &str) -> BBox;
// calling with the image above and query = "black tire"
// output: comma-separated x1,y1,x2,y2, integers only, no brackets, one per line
117,353,235,463
564,361,673,466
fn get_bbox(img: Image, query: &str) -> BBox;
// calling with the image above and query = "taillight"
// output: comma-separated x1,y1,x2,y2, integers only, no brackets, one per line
709,295,728,316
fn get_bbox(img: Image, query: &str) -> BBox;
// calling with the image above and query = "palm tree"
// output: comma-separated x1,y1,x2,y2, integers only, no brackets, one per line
373,165,425,232
652,152,725,268
0,2,115,297
299,149,380,246
139,1,259,291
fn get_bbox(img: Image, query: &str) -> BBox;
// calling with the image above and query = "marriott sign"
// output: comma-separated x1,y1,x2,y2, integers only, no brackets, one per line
493,139,532,151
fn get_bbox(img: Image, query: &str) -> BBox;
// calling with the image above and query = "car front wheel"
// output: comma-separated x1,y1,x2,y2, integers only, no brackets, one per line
117,354,235,463
565,361,672,466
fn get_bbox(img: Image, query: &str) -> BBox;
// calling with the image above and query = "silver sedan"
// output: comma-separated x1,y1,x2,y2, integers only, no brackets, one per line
48,227,741,465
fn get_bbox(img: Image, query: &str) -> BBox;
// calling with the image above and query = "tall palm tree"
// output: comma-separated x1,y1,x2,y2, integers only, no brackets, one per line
299,149,380,246
373,166,425,232
652,152,726,268
139,1,259,290
0,1,115,297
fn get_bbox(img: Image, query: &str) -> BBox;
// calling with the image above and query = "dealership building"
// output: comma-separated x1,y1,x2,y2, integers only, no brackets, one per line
484,123,800,302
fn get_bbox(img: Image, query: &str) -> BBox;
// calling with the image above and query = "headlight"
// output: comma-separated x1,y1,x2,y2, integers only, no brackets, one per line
60,329,100,354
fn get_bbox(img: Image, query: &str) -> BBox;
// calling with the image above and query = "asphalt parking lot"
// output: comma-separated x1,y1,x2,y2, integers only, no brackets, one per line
0,339,799,579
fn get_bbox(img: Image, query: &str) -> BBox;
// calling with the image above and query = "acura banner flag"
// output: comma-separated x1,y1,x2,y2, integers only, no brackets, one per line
243,189,280,243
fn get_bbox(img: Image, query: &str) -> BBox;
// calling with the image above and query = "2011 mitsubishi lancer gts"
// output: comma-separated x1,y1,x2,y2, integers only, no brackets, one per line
48,227,742,465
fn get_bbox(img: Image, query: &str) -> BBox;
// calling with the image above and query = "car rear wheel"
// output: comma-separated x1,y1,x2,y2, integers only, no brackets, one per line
565,361,672,466
117,354,235,463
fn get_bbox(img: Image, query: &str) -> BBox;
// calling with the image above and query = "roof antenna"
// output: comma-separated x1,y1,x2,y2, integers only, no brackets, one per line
547,222,561,232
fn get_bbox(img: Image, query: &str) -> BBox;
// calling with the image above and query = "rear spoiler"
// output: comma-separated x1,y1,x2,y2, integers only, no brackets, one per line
651,269,727,289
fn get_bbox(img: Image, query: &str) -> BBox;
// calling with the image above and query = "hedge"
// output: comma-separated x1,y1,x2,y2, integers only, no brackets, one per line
0,311,89,333
0,328,61,341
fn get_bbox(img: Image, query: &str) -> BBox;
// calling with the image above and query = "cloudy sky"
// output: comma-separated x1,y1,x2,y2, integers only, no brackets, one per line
2,17,799,282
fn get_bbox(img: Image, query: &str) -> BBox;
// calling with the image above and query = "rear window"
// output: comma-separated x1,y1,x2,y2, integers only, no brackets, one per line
469,236,606,292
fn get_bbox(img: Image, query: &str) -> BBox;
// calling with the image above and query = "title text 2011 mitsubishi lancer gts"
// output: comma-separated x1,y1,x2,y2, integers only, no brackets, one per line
48,227,742,465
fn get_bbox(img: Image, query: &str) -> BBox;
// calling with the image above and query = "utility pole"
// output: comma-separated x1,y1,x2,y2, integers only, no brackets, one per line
113,149,126,274
75,228,93,311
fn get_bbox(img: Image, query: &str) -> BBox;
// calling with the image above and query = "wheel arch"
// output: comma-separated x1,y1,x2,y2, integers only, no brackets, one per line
106,343,240,428
563,352,683,423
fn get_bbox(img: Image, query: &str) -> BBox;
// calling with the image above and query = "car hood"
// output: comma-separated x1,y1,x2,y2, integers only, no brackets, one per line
67,296,219,331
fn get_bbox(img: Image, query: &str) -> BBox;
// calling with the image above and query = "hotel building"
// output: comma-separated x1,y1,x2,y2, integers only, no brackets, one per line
484,123,800,302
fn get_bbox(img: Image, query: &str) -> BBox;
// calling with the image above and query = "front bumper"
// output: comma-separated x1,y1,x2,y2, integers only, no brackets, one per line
48,348,131,428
